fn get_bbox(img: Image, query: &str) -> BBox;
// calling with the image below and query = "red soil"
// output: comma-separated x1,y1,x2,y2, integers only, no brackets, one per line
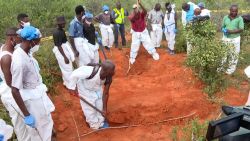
51,47,248,141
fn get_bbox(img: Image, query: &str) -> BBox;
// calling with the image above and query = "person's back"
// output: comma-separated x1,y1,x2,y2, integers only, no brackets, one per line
83,23,96,45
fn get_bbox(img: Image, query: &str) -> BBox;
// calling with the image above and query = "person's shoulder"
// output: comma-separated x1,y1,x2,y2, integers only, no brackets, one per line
238,16,244,21
52,28,60,35
69,18,76,26
223,15,228,20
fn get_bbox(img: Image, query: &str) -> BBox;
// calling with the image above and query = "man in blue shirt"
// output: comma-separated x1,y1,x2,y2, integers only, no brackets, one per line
181,2,199,26
69,5,92,67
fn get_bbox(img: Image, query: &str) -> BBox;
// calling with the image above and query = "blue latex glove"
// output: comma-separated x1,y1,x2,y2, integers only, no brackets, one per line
97,37,102,45
95,31,99,37
222,28,228,35
117,24,120,28
24,115,35,128
174,29,178,33
0,134,4,141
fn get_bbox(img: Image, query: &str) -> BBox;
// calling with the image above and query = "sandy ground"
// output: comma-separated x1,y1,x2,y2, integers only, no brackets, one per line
51,47,248,141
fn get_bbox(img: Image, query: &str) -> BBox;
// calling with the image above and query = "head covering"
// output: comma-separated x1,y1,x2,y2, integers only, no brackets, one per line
85,11,93,22
56,16,66,24
20,26,41,41
198,2,205,8
85,12,93,19
102,5,109,11
133,4,138,9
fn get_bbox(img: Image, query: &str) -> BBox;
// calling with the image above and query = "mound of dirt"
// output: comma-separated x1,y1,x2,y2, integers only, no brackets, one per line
51,47,248,141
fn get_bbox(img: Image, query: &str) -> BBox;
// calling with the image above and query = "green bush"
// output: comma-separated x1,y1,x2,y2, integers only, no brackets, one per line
186,20,235,97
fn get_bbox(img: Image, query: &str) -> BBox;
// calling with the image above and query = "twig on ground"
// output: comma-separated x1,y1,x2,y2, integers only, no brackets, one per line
72,112,196,139
70,112,81,141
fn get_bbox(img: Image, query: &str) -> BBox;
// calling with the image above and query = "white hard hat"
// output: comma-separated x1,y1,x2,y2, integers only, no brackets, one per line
133,4,138,9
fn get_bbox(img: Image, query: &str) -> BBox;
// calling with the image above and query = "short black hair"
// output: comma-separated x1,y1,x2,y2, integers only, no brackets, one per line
75,5,85,15
165,2,170,9
182,3,189,11
17,13,28,22
230,4,238,10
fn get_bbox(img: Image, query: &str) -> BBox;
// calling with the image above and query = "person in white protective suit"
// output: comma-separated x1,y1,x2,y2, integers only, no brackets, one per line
0,119,13,141
148,3,164,48
69,5,93,67
245,66,250,106
83,12,100,64
53,16,76,91
11,26,55,141
128,0,160,65
164,2,178,55
70,60,115,129
94,5,114,50
0,27,32,141
221,5,244,74
197,2,211,17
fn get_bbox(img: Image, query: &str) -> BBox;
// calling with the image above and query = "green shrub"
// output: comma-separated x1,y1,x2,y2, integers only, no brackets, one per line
182,119,208,141
186,20,235,97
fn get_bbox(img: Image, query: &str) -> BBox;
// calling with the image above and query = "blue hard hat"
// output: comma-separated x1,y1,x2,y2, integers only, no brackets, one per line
20,26,40,41
198,2,205,8
102,5,109,11
85,11,93,19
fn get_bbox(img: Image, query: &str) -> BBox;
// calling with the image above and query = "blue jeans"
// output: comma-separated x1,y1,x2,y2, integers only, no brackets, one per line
114,24,126,47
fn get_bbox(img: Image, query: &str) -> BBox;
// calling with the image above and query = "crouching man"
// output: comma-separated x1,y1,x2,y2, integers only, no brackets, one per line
70,60,115,129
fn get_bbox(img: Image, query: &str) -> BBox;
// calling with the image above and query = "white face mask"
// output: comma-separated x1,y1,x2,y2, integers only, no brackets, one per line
104,11,109,14
21,21,31,27
30,44,40,53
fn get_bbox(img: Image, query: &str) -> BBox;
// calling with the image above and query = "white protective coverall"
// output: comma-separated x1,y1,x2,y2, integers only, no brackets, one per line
70,66,105,129
0,47,31,141
74,38,95,67
150,24,163,48
222,36,241,74
87,42,100,64
245,66,250,106
99,24,114,48
130,29,160,64
164,9,176,51
53,41,76,90
11,47,55,141
0,119,13,141
148,9,164,48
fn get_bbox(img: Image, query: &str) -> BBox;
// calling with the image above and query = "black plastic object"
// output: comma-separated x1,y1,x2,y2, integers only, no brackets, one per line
206,112,244,141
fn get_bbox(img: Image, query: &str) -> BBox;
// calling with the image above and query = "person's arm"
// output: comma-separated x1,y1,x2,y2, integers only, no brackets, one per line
138,0,147,13
68,23,79,57
11,61,29,116
103,76,112,115
53,32,69,64
11,87,30,116
228,17,244,34
94,14,101,23
175,12,178,29
125,10,129,16
182,10,187,26
1,55,12,87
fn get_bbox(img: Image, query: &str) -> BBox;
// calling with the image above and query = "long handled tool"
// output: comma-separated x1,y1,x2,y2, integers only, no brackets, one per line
79,96,124,124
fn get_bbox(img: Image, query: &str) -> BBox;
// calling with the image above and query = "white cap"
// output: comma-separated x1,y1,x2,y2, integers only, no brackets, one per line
133,4,138,9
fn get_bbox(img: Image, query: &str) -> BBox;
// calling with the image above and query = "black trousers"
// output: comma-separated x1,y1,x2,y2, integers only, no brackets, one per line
114,24,126,47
